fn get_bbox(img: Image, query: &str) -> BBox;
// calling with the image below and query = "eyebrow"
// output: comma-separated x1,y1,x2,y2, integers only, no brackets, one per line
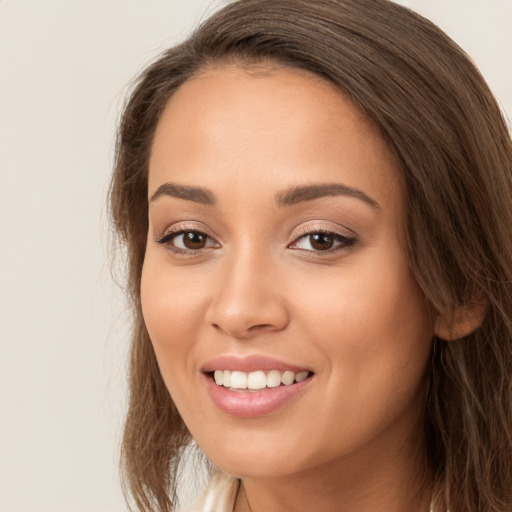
150,183,216,205
149,181,380,209
275,183,380,209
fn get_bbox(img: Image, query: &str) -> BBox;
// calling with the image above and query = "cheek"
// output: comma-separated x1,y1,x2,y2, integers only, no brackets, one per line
289,254,434,393
140,260,213,425
140,259,206,371
293,261,430,334
285,269,433,458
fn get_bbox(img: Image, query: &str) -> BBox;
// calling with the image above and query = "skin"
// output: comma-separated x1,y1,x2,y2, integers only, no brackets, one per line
141,64,435,511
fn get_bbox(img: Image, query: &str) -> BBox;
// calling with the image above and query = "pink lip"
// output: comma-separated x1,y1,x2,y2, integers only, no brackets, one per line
201,355,314,418
203,375,313,418
201,354,310,373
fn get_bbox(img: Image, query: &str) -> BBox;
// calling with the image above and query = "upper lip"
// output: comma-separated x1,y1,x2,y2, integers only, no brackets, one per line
201,355,311,374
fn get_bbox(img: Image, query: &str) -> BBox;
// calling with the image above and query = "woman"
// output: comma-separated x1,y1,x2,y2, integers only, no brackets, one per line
109,0,512,511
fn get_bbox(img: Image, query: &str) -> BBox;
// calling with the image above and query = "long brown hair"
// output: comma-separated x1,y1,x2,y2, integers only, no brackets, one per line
109,1,512,510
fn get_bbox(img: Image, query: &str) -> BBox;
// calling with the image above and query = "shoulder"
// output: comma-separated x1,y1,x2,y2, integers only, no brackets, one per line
181,472,240,512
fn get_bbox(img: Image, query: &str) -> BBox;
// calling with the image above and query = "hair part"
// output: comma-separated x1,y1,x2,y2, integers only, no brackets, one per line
110,1,512,510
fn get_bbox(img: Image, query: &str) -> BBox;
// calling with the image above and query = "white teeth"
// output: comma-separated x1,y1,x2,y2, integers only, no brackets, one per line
230,371,248,389
247,370,266,390
295,371,309,382
266,370,282,388
214,370,224,385
212,369,310,390
281,371,295,386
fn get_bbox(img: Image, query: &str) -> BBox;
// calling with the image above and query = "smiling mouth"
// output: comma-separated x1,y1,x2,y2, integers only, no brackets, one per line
208,369,314,392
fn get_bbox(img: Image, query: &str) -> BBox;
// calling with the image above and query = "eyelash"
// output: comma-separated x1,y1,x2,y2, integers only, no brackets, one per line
155,227,356,255
288,229,356,254
156,228,218,254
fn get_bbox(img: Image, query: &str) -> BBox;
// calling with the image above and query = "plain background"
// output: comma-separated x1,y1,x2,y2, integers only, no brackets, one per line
0,1,510,511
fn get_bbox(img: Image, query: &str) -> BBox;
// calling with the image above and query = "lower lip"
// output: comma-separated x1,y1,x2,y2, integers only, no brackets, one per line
203,373,313,418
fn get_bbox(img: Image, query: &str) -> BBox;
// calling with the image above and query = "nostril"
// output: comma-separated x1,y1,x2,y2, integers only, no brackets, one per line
206,289,290,338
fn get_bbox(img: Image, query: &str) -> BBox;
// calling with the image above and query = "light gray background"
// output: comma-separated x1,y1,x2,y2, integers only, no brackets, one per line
0,1,510,511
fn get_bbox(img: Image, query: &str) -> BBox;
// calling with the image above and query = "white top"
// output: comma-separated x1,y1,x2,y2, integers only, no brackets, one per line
183,472,240,512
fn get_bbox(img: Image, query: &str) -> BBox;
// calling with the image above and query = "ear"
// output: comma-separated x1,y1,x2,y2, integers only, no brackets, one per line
434,302,488,341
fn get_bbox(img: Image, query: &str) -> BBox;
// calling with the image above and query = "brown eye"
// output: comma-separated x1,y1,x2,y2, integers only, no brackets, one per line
181,231,207,250
309,233,334,251
289,230,356,253
157,229,217,252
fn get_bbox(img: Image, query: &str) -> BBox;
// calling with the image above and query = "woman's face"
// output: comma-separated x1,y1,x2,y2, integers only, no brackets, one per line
141,65,435,479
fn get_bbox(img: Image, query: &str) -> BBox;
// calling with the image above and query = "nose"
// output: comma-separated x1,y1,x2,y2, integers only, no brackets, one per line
206,250,290,339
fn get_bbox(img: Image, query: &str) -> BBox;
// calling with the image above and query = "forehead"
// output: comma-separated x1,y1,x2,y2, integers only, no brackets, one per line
148,64,402,210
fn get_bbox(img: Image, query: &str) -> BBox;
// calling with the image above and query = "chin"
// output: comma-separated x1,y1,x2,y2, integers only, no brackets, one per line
194,428,309,479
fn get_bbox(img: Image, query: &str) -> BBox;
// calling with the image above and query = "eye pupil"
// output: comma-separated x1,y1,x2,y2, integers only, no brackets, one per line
310,233,334,250
184,231,206,249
